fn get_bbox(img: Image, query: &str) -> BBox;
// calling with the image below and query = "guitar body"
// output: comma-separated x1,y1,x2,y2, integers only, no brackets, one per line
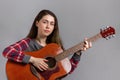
6,43,71,80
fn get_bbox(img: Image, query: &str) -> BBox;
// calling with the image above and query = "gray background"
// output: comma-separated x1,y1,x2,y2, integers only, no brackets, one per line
0,0,120,80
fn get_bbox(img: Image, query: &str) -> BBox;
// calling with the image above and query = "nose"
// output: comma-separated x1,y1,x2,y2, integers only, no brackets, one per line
46,23,50,29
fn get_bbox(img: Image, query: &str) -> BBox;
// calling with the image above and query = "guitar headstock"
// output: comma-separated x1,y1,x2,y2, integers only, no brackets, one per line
100,26,115,39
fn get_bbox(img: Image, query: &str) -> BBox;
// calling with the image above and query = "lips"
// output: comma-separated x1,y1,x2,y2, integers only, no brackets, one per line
44,30,50,33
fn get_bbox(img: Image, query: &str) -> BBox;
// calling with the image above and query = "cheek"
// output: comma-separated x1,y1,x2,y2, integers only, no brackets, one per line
38,24,44,30
37,26,43,34
51,26,54,32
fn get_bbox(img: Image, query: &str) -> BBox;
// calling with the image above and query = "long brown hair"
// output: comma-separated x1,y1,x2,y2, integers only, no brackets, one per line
27,9,64,49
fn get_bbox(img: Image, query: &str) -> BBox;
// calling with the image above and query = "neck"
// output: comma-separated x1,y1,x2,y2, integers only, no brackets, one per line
36,36,47,46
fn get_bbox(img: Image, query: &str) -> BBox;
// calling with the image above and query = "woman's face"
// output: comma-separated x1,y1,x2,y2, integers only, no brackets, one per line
36,14,55,38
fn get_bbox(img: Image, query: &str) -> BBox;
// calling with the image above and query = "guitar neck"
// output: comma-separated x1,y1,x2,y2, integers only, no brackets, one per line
55,33,102,61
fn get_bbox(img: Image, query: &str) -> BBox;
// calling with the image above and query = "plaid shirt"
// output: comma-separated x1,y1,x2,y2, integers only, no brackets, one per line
2,38,81,73
3,38,30,62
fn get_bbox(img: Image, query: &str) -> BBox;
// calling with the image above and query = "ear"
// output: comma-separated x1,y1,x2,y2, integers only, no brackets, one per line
35,21,39,27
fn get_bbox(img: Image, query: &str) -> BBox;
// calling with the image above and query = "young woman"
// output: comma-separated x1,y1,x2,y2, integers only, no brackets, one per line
2,9,92,80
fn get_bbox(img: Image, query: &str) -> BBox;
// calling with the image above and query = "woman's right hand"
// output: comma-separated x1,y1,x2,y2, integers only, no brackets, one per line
29,56,48,71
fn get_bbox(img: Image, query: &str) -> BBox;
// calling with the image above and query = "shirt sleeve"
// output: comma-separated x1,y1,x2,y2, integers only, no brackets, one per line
69,51,82,74
2,38,31,63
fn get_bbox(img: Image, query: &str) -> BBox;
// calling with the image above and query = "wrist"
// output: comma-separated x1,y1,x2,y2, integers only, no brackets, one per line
29,56,34,63
76,50,82,55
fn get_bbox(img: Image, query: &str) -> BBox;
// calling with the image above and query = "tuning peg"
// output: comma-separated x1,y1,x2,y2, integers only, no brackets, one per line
106,26,109,28
100,25,105,30
100,27,105,31
108,36,112,39
105,37,109,40
105,35,115,40
112,34,115,37
105,36,112,40
101,26,110,31
105,26,111,30
105,26,109,30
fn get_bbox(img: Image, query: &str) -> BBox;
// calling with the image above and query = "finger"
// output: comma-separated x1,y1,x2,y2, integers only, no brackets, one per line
84,41,88,45
82,47,87,51
89,42,92,48
41,62,48,68
43,59,48,62
37,66,44,71
39,68,44,71
83,47,87,51
84,41,89,48
84,38,88,45
39,59,48,67
41,60,49,68
37,63,48,71
43,60,49,67
36,59,48,71
39,64,48,70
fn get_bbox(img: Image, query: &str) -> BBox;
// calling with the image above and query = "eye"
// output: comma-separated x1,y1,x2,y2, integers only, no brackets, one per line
51,23,54,26
43,21,47,24
50,22,55,26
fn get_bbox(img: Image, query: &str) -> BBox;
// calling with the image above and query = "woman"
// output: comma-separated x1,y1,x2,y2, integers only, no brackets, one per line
3,9,92,80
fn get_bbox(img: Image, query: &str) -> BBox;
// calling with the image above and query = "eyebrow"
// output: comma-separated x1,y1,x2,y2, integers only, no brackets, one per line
42,19,55,24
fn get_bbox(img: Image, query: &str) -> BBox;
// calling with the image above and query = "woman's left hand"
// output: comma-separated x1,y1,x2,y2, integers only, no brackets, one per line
81,38,92,51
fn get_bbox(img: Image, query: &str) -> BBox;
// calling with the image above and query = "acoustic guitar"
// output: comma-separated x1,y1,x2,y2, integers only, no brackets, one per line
6,26,115,80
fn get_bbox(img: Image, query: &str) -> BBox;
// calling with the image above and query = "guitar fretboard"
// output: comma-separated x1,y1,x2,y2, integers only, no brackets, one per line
55,33,102,61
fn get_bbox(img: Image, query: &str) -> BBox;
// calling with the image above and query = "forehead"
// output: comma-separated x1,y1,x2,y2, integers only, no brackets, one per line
41,15,55,22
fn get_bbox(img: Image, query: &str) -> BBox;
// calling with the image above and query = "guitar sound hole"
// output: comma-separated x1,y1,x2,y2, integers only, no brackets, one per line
46,57,56,68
